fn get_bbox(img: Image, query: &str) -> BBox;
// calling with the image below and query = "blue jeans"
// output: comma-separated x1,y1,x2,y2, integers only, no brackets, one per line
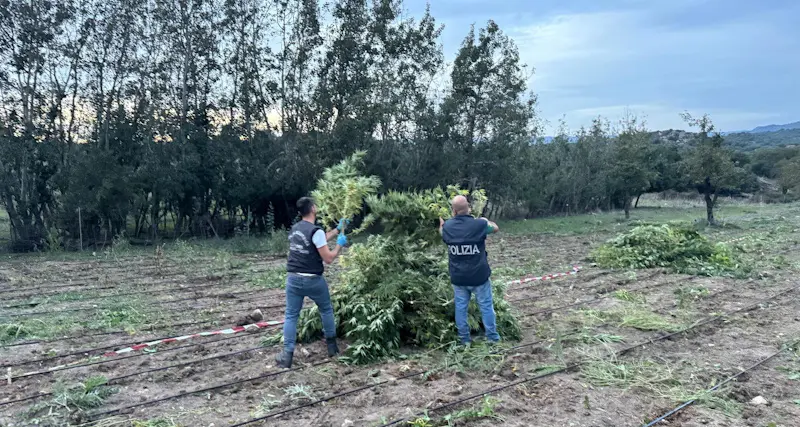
453,280,500,344
282,274,336,353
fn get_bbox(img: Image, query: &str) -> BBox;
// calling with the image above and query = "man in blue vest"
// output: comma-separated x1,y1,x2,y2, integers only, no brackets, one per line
276,197,348,368
440,195,500,345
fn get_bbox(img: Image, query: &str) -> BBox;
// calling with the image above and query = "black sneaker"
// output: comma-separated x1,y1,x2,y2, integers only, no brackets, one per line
275,350,293,368
326,337,339,357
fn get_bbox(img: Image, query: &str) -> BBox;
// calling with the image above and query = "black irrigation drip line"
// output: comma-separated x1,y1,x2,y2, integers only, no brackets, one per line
0,316,226,349
7,281,792,420
0,255,284,297
2,340,278,407
0,269,189,296
1,286,275,320
641,345,792,427
1,298,288,349
230,369,428,427
376,283,800,426
517,277,690,317
2,282,224,309
507,273,679,305
1,267,280,308
0,318,270,370
104,282,798,427
90,359,334,419
506,269,656,297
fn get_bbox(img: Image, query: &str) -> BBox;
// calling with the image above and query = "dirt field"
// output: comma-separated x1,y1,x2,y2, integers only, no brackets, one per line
2,203,800,427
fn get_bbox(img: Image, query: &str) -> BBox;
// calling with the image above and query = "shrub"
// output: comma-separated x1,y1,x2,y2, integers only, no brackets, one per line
297,156,519,364
298,234,520,363
311,151,381,232
590,224,747,276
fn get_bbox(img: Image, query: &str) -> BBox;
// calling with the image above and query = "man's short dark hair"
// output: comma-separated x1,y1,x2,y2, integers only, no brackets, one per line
297,197,315,216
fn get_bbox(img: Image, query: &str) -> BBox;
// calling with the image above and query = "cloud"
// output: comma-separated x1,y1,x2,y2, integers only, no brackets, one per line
502,1,800,132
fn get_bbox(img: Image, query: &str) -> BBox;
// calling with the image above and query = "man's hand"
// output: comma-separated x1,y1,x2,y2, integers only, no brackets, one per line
337,218,350,231
336,234,348,247
439,217,445,234
325,228,340,240
482,217,500,234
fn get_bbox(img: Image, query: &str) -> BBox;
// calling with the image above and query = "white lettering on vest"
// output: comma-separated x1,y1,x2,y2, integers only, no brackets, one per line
448,244,480,255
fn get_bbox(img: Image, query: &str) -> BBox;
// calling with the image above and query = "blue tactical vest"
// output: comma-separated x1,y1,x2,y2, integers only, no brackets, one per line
441,215,491,287
286,220,324,275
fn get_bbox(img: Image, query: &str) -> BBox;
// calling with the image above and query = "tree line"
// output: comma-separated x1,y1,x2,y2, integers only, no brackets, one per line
0,0,798,251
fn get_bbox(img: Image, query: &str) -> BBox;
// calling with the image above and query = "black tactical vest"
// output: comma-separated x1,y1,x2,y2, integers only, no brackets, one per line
442,215,491,287
286,220,324,275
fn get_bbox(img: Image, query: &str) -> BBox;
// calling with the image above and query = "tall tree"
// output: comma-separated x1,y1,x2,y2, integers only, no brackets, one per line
682,113,742,225
442,20,535,206
608,115,654,219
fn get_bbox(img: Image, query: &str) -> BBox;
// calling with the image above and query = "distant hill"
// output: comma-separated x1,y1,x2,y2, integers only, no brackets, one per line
750,121,800,133
540,121,800,152
724,128,800,151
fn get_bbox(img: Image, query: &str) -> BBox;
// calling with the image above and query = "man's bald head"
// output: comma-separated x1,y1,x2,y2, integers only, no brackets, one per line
451,195,470,216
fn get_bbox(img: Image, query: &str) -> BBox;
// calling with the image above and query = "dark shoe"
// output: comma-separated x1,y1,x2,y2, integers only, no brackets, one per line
275,350,293,368
326,337,339,357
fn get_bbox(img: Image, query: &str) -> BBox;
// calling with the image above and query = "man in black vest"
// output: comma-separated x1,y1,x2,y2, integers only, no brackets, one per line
276,197,348,368
440,195,500,345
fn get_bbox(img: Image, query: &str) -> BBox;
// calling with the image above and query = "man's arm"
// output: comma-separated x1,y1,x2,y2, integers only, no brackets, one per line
439,217,444,235
317,244,342,264
482,217,499,234
325,228,339,241
314,230,343,264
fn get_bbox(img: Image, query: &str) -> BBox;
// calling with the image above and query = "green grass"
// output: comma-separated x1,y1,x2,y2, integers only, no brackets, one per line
580,356,678,389
674,286,711,308
441,396,504,426
566,305,683,333
0,298,159,345
497,199,800,237
617,307,683,332
24,375,117,424
581,353,742,419
132,418,182,427
248,268,287,289
613,289,647,304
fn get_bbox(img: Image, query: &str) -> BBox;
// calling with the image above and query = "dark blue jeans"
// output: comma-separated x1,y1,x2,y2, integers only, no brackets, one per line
453,279,500,344
282,273,336,353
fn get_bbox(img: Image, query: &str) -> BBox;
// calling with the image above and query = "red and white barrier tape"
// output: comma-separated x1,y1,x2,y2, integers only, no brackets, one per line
15,320,283,379
100,320,284,357
505,266,582,286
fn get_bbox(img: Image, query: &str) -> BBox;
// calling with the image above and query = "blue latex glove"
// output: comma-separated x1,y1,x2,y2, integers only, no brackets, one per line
337,234,348,246
337,218,351,231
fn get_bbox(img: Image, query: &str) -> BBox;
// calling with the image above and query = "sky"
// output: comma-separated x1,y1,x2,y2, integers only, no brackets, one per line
404,0,800,134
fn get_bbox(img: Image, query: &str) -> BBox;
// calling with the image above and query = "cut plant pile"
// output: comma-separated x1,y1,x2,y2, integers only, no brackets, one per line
299,153,520,364
591,224,748,276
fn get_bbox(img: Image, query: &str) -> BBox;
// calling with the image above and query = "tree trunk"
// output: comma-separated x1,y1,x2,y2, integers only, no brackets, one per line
624,198,631,219
634,193,641,208
704,191,715,225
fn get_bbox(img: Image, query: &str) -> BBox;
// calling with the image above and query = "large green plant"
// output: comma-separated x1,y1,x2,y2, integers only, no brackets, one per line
311,151,381,232
356,185,488,242
298,234,520,363
591,224,746,276
298,157,519,363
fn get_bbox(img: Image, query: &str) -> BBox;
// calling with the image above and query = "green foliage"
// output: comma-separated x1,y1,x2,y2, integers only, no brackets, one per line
297,235,520,364
674,286,710,308
132,418,182,427
311,151,381,232
580,357,678,389
362,185,486,243
249,269,288,289
25,376,117,425
441,396,503,426
608,116,656,217
1,322,31,344
591,224,746,275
